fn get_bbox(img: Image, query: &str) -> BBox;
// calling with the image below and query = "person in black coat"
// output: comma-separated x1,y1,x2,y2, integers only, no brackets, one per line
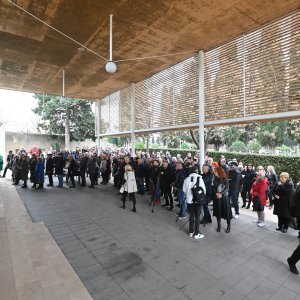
29,154,37,188
79,154,88,187
45,153,54,187
287,183,300,275
174,161,187,218
228,162,242,218
135,158,146,195
213,167,232,233
241,164,256,208
54,153,65,188
201,164,214,224
273,172,294,233
160,160,176,210
68,155,78,188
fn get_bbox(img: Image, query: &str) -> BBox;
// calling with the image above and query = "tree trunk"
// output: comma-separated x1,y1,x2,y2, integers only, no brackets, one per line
204,128,213,153
65,107,71,150
189,130,199,148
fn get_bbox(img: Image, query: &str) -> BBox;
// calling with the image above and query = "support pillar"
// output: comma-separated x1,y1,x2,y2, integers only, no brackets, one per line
198,50,205,167
130,83,136,157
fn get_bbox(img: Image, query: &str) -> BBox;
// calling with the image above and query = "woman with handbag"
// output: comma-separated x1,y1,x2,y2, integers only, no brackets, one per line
273,172,294,233
120,165,138,212
250,166,269,227
212,167,232,233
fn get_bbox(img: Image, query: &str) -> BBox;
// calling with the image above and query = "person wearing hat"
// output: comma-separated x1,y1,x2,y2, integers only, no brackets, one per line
120,165,138,212
228,161,242,219
46,153,54,187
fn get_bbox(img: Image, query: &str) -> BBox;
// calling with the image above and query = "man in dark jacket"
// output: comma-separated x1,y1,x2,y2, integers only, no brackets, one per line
135,158,146,195
87,155,97,188
287,186,300,274
20,154,29,188
1,150,14,178
46,153,54,187
160,161,176,210
201,164,214,224
228,161,242,218
241,164,256,208
175,161,187,218
79,154,88,187
67,155,78,188
55,153,65,188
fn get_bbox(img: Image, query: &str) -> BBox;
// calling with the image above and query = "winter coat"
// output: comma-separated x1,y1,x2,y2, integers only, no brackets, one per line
36,161,45,184
135,163,146,178
212,177,232,220
150,166,161,185
273,179,294,218
175,169,187,190
228,169,242,190
68,159,78,176
160,165,175,192
55,157,65,175
123,171,137,193
87,159,97,175
250,177,269,206
241,170,256,188
292,184,300,218
20,158,29,181
29,159,37,183
46,157,54,175
79,157,88,172
201,171,214,200
266,172,278,189
183,173,206,204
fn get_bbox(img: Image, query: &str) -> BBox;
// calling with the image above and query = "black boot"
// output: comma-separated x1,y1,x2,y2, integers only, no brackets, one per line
120,202,125,209
131,206,136,212
225,220,231,233
216,220,221,232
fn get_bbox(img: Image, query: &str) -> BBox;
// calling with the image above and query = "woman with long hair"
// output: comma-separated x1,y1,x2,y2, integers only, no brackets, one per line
213,167,232,233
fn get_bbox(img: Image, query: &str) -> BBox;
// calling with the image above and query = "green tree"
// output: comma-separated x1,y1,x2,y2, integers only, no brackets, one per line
229,141,247,152
33,94,95,142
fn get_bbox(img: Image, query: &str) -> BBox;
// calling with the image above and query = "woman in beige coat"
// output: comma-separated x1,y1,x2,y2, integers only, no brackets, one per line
121,165,138,212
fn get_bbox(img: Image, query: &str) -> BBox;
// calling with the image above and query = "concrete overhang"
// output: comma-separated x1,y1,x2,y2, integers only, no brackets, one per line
0,0,299,99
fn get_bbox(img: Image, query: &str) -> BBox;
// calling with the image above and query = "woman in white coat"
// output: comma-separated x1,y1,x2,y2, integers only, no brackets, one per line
183,166,206,239
121,165,138,212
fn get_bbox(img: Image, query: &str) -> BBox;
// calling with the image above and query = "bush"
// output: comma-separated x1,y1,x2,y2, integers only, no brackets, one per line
135,141,146,149
229,141,247,152
247,142,262,153
180,143,190,149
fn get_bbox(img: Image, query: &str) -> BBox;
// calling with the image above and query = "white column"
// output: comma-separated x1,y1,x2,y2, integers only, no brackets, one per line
131,83,136,157
198,50,205,167
95,100,101,153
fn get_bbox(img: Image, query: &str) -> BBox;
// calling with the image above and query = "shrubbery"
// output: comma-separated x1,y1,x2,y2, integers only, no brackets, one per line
145,148,300,183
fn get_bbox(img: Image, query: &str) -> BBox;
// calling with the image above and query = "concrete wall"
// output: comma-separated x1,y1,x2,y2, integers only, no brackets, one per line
0,131,98,157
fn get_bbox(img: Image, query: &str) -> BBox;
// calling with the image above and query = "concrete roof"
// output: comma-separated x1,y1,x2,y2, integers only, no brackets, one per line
0,0,299,99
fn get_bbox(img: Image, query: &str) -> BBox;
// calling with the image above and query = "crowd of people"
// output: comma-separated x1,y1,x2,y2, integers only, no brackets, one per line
1,145,300,274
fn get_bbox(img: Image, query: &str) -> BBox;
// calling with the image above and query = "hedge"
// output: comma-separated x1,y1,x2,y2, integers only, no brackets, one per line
143,148,300,183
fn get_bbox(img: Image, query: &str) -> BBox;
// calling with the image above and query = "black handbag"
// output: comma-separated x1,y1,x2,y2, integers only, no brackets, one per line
252,196,263,212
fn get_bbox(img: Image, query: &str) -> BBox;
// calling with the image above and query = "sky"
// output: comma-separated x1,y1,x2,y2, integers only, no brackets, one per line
0,89,39,133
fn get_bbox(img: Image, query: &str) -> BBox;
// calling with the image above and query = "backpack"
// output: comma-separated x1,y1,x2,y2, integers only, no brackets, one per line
191,177,206,205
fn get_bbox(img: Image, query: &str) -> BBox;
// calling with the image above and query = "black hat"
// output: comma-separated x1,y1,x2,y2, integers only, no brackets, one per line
229,161,238,166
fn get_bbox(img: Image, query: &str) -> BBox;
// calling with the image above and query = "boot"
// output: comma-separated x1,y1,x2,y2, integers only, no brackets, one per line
131,206,136,212
216,220,221,232
120,202,125,209
225,220,231,233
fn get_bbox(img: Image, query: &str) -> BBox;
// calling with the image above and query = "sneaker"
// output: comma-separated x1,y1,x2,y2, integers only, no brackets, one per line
257,222,266,227
178,216,186,220
189,233,194,238
287,258,299,275
234,214,239,219
194,234,204,239
252,220,260,223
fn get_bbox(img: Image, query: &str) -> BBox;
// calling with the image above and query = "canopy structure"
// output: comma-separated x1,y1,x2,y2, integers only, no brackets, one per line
0,0,299,99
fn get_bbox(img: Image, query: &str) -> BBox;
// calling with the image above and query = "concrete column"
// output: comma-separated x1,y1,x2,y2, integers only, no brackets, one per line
130,83,136,157
198,50,205,168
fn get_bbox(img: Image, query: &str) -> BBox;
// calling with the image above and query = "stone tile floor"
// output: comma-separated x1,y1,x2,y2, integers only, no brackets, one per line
11,176,300,300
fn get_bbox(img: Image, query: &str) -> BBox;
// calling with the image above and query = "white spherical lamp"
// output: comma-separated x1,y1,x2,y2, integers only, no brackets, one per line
105,61,117,74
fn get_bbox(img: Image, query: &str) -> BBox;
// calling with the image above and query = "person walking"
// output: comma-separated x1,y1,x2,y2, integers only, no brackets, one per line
45,153,54,187
120,165,138,212
212,167,232,233
250,166,269,227
183,166,206,239
228,161,242,219
1,150,14,178
273,172,294,233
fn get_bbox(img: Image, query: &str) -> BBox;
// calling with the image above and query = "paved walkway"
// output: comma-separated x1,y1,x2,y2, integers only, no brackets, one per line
2,176,300,300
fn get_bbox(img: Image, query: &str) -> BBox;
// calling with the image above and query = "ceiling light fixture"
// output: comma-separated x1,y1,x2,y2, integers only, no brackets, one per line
105,14,117,74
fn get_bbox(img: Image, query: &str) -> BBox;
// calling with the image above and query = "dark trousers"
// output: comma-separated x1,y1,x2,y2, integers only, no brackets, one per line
229,189,239,215
163,187,173,208
202,202,212,222
217,217,231,227
187,203,201,235
2,164,10,177
69,175,75,187
136,177,145,194
102,171,110,184
80,171,86,186
241,186,252,206
122,192,136,208
145,176,150,191
90,173,95,187
48,174,53,186
278,216,290,230
289,244,300,265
